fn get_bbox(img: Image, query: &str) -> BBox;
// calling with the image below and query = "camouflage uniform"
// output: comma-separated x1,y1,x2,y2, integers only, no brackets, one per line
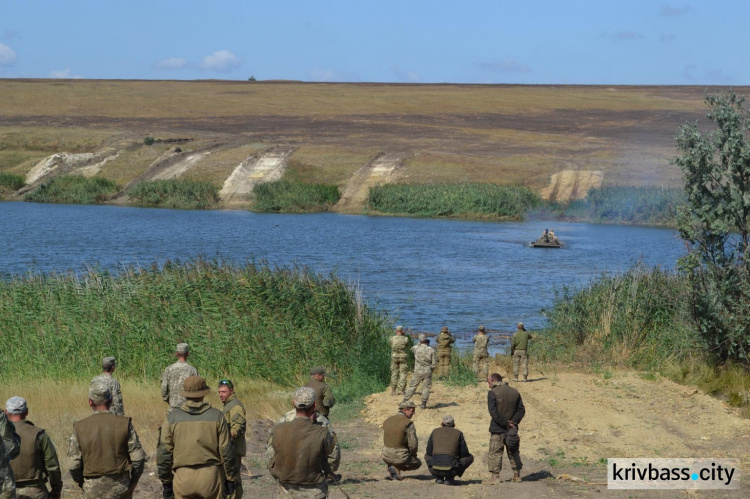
221,394,247,499
389,334,411,394
472,331,490,381
0,411,21,499
436,328,454,377
511,325,531,381
402,341,437,407
161,361,198,413
278,410,340,472
91,372,124,416
381,407,421,473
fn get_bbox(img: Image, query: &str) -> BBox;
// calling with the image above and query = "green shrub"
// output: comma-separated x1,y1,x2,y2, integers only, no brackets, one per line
144,136,155,145
555,186,685,225
252,180,340,213
0,172,25,191
129,179,219,209
24,175,118,204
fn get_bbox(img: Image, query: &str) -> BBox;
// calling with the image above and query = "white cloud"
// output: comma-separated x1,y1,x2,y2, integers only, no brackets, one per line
200,50,241,72
660,4,691,17
389,65,420,83
475,58,532,74
308,67,360,82
0,43,17,66
49,68,83,79
155,57,187,70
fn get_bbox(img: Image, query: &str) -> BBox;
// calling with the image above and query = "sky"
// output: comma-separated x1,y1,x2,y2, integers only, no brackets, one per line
0,1,746,85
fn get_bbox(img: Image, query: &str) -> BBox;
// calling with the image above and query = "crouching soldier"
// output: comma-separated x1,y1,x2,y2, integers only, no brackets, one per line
425,415,474,485
381,401,421,481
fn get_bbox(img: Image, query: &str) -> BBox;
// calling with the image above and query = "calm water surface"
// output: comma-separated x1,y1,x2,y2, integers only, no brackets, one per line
1,202,685,348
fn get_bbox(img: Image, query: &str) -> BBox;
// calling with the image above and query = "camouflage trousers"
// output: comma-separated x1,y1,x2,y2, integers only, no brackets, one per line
274,481,328,499
488,433,522,474
390,357,408,393
403,367,432,404
82,472,132,499
436,350,451,377
513,350,529,379
0,467,15,499
381,447,422,471
16,485,48,499
473,354,489,381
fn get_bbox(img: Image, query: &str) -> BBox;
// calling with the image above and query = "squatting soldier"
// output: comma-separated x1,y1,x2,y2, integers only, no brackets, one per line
218,379,246,499
158,376,237,499
161,343,198,413
91,356,124,416
487,373,525,484
436,326,455,378
267,387,335,498
6,396,63,499
0,405,21,499
277,406,341,482
389,326,411,396
382,400,421,480
67,382,146,499
511,322,532,382
425,414,474,485
472,325,490,382
402,334,437,409
304,367,336,419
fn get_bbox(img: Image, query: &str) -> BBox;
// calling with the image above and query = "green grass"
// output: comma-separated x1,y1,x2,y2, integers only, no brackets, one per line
0,258,392,399
252,179,340,213
444,349,480,386
367,183,541,219
24,175,119,204
128,179,219,209
0,172,25,191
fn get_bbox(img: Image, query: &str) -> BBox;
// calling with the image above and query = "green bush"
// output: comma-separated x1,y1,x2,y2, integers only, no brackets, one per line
368,183,541,219
252,180,340,213
129,179,219,209
144,136,155,145
0,172,25,191
24,175,118,204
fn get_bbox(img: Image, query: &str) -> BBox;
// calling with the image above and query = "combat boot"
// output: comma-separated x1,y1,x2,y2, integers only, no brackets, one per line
421,402,427,409
512,471,522,482
487,472,500,485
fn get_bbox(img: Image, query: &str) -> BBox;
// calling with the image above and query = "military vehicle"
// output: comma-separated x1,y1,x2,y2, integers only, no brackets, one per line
531,229,562,248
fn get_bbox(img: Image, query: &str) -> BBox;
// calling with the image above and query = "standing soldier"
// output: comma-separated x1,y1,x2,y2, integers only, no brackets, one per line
472,325,490,382
424,415,474,485
0,409,21,499
5,397,63,499
161,343,198,413
401,334,437,409
381,401,421,480
304,367,336,419
267,387,335,498
67,382,146,498
486,373,525,484
389,326,411,396
511,323,532,382
436,326,455,378
158,376,237,499
91,356,124,416
218,379,246,499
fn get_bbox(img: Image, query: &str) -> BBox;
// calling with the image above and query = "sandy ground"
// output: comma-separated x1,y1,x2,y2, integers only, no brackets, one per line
219,147,294,206
334,152,404,213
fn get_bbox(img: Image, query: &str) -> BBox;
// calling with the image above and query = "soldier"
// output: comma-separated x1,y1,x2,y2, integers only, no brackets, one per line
381,400,421,480
218,379,246,499
401,334,437,409
161,343,198,413
304,367,335,419
472,325,490,382
486,373,525,484
425,415,474,485
267,387,335,498
511,323,532,382
91,356,124,416
436,326,455,378
389,326,410,396
277,406,341,483
67,381,146,499
158,376,237,499
0,406,21,499
5,397,62,499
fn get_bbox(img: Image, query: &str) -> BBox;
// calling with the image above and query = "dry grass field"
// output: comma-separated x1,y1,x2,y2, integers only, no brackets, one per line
0,80,744,207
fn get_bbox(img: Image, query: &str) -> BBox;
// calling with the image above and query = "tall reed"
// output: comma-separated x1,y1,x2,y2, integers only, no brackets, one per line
0,172,25,191
24,175,118,204
128,179,219,209
252,180,340,213
558,186,685,225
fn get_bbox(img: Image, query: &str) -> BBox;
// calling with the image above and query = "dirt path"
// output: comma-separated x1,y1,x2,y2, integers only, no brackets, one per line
333,152,404,213
16,151,121,196
219,147,294,207
541,170,604,202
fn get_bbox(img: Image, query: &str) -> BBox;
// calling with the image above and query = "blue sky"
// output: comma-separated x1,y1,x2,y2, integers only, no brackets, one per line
0,1,745,84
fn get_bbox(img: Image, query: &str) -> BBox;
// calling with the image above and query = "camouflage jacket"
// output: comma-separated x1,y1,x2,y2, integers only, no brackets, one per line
436,332,454,352
160,361,198,411
511,330,531,354
91,372,124,416
473,334,489,356
389,335,411,359
0,412,20,499
221,395,247,457
412,344,437,371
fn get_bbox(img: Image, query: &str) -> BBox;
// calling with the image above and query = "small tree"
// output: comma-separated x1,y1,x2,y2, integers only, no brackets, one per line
673,91,750,364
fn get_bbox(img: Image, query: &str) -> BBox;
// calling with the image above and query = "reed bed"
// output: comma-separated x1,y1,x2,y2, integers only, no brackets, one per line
24,175,119,204
0,172,25,191
252,180,340,213
128,179,219,209
558,185,685,225
367,183,541,219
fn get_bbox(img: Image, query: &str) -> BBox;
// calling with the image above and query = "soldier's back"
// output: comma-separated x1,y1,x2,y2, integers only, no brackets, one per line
162,362,198,409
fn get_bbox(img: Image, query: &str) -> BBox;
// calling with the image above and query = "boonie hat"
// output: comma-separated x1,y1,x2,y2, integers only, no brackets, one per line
5,397,27,415
442,414,455,426
293,387,316,409
310,366,326,376
180,376,211,398
506,427,520,451
89,381,112,404
102,356,116,368
398,400,416,409
176,343,189,354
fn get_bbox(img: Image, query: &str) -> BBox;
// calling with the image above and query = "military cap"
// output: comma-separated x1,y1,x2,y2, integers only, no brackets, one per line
517,322,525,329
478,325,485,331
176,343,189,354
395,325,403,332
5,396,27,415
293,387,316,409
418,333,426,342
441,326,449,332
441,414,455,426
102,356,116,368
89,381,112,404
180,375,211,398
310,366,326,375
398,400,416,409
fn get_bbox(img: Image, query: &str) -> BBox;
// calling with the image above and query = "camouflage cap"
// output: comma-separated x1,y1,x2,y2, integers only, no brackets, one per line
310,366,326,376
418,333,426,342
102,356,116,368
89,381,112,404
395,325,403,332
293,387,316,409
441,326,449,332
5,396,27,415
398,400,416,410
180,375,211,398
441,414,455,426
478,325,485,331
176,343,189,354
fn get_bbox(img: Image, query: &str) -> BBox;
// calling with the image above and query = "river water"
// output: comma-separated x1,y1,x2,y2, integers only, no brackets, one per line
1,202,686,348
